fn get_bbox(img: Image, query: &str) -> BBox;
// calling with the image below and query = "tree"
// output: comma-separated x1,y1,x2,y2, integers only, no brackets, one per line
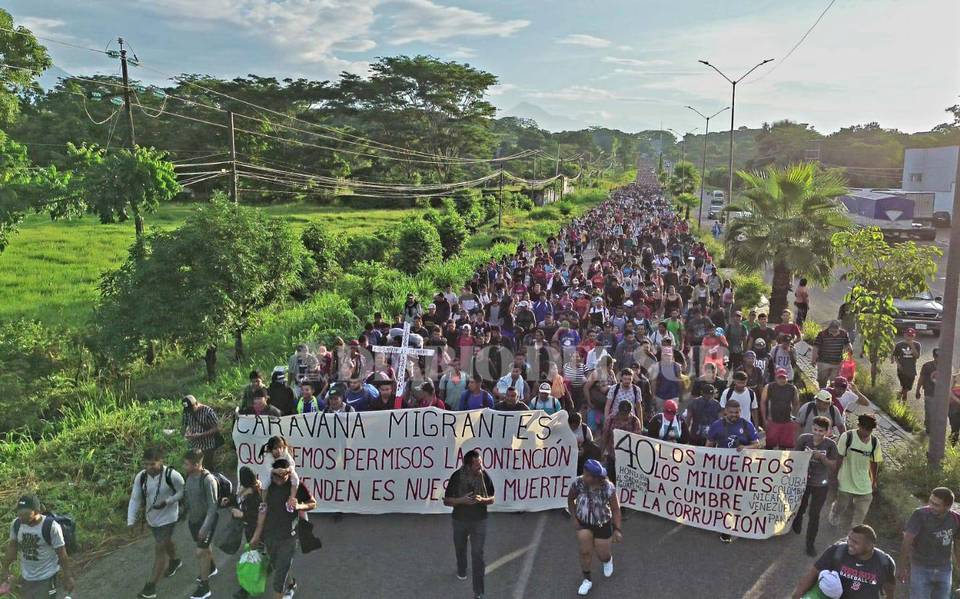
0,9,51,125
429,201,468,259
392,215,442,275
97,197,305,379
301,222,347,292
0,130,37,251
832,228,942,384
668,161,700,218
43,144,180,245
723,163,851,323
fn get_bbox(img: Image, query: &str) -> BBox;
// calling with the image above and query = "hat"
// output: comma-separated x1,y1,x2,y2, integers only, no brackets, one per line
16,494,40,512
815,389,833,402
182,394,197,410
428,303,436,309
905,327,917,335
743,350,756,359
584,459,607,478
539,382,552,392
832,376,849,388
775,368,788,378
714,327,724,336
327,384,345,398
753,338,767,347
271,366,286,382
663,399,678,414
701,384,716,395
296,343,308,351
624,300,634,307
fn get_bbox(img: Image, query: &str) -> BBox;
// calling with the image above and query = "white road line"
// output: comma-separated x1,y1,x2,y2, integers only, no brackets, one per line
742,558,781,599
512,513,548,599
485,544,532,575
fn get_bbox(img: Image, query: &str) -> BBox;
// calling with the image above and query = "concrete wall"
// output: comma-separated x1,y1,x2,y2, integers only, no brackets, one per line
902,146,958,213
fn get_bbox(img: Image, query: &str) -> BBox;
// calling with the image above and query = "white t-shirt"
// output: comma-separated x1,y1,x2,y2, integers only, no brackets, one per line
720,387,758,424
10,516,65,581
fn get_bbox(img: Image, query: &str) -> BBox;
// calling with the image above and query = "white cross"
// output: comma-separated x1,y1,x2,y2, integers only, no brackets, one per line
371,322,435,397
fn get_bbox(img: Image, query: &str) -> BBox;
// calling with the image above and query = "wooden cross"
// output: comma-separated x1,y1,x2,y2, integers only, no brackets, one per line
371,321,435,396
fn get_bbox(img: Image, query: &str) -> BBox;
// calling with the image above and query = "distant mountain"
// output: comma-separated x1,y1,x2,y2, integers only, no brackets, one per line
500,102,586,132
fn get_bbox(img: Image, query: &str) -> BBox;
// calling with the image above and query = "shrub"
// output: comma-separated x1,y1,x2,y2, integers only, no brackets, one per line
480,194,499,222
802,320,823,344
557,202,573,216
300,223,346,290
344,227,398,267
529,206,559,221
392,216,443,275
883,440,960,501
855,371,922,432
731,272,769,312
434,211,468,259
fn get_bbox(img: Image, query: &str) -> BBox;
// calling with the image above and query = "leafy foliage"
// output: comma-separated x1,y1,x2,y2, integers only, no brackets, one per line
300,222,346,290
0,9,51,125
730,272,769,312
392,215,443,274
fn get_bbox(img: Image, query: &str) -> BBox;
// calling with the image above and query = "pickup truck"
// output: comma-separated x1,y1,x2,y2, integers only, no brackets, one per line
894,290,943,336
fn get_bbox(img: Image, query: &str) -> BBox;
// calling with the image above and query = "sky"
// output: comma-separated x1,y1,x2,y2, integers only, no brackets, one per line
6,0,960,134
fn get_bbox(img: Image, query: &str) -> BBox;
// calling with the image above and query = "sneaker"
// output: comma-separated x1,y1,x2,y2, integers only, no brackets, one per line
720,534,732,544
165,558,183,578
190,581,211,599
577,579,593,596
457,573,468,581
281,578,297,599
791,518,802,535
602,558,614,578
196,567,219,584
138,582,157,599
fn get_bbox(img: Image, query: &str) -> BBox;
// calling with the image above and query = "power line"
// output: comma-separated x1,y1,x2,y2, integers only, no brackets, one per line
0,24,109,55
746,0,839,83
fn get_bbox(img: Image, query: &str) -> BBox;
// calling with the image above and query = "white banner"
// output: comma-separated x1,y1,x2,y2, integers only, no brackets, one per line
612,430,811,539
233,408,577,514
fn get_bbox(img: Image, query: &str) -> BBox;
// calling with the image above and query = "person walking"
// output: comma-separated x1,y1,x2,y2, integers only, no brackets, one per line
1,495,75,599
829,414,882,530
891,328,922,403
792,416,839,557
128,448,185,599
249,458,317,599
760,369,799,450
812,320,853,388
567,459,622,596
898,487,960,599
706,399,761,543
791,525,895,599
182,395,222,472
183,449,220,599
443,449,495,599
226,467,262,599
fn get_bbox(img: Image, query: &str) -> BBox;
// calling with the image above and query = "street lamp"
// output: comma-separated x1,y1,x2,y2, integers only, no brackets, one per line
698,58,774,205
686,105,730,227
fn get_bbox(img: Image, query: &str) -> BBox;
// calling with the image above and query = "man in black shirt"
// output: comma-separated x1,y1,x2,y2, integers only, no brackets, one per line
891,328,922,403
443,450,495,599
899,487,960,597
250,459,317,599
791,525,895,599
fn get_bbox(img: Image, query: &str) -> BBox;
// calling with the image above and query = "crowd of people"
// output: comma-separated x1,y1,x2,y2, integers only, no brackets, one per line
4,173,958,599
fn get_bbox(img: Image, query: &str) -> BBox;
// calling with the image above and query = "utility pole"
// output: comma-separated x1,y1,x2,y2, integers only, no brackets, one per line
227,111,238,203
555,143,561,177
118,38,136,150
558,154,564,202
699,58,773,206
497,162,504,229
928,152,960,466
686,106,730,228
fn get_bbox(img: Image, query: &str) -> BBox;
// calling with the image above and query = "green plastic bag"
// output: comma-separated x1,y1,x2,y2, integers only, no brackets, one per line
237,544,268,595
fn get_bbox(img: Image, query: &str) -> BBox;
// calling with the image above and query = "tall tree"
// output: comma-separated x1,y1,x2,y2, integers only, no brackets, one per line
723,163,851,322
0,9,51,125
97,196,305,379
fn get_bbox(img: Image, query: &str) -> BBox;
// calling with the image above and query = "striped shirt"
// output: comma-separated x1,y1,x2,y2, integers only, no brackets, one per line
182,405,220,451
563,363,588,387
814,330,850,364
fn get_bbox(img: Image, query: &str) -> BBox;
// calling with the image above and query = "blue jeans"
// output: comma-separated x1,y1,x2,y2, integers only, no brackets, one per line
909,563,952,599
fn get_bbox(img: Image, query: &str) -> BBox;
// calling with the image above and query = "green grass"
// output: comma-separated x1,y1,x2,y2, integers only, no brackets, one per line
0,202,417,327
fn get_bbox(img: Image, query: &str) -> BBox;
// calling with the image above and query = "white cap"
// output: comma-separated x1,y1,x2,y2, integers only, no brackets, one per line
539,382,552,392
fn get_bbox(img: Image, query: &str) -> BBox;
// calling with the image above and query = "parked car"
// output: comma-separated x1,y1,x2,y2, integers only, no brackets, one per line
894,290,943,336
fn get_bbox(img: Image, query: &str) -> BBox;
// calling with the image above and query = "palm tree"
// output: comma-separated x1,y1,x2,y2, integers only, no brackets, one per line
723,163,851,323
674,192,699,220
668,161,700,219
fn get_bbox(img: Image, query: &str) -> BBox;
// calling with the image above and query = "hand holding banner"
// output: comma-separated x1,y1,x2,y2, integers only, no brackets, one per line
613,430,811,539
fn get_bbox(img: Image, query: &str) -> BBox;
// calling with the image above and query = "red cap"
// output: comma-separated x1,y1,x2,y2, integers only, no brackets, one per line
905,328,917,335
775,368,788,378
663,399,678,414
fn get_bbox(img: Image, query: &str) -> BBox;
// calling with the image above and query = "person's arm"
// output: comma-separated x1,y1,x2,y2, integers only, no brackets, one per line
790,566,819,599
476,473,495,506
199,474,218,537
127,472,144,527
759,385,769,424
916,368,929,400
848,382,870,407
898,530,916,583
567,485,580,527
0,537,16,582
56,546,74,592
791,387,800,417
295,485,317,512
249,505,266,547
610,491,623,542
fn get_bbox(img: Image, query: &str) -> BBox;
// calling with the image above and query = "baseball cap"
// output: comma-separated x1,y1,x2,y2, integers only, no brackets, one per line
583,459,607,478
744,350,756,359
539,382,552,392
16,495,40,512
327,383,345,398
905,327,916,335
775,368,788,378
664,399,679,414
182,394,197,410
815,389,833,402
832,376,849,388
714,327,724,336
428,303,436,309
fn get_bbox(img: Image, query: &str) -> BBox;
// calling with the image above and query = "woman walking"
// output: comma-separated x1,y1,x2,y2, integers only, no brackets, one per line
567,459,623,596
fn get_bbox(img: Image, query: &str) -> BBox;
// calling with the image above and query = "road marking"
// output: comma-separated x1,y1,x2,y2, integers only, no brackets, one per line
485,544,532,575
512,513,548,599
742,558,781,599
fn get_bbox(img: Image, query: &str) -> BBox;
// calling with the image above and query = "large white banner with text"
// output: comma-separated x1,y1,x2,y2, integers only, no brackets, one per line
234,408,577,514
613,430,812,539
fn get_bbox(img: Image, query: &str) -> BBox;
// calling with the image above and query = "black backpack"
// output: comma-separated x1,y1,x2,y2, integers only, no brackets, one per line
13,514,78,554
842,431,879,460
208,471,234,503
138,466,177,501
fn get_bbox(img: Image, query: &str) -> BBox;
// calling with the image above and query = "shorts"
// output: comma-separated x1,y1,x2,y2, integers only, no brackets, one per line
577,520,613,540
897,371,916,391
189,512,219,549
151,522,177,543
764,421,798,449
18,575,57,599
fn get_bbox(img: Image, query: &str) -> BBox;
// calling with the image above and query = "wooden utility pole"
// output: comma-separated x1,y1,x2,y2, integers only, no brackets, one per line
118,38,136,149
228,111,238,203
497,162,504,229
928,150,960,466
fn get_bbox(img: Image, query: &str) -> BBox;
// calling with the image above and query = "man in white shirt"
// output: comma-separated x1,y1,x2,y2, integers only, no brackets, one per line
720,371,760,425
495,365,530,402
127,448,186,599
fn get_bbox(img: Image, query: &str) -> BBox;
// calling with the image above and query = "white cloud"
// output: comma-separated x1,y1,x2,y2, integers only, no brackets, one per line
487,83,517,96
448,47,477,59
557,34,612,48
528,85,617,101
386,0,530,44
601,56,672,67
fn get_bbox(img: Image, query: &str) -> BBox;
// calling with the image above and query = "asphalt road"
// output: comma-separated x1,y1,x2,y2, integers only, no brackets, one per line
77,508,825,599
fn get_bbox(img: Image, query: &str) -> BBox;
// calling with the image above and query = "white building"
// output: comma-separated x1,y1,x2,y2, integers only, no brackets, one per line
902,145,958,214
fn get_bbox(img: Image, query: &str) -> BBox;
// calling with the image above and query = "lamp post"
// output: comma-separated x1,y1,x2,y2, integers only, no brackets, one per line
686,105,730,227
698,58,773,205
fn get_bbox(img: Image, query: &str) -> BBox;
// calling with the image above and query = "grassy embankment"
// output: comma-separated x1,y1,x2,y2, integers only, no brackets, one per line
0,187,609,568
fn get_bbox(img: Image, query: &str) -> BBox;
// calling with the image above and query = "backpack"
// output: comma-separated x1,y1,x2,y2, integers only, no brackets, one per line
799,402,839,430
830,542,893,575
607,383,640,412
721,387,756,412
208,471,234,504
841,431,879,461
138,466,177,503
13,513,78,554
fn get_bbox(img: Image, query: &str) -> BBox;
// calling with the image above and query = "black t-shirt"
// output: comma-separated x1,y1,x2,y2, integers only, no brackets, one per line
494,400,530,412
904,507,960,567
263,480,313,544
445,468,495,522
892,340,921,374
814,543,896,599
